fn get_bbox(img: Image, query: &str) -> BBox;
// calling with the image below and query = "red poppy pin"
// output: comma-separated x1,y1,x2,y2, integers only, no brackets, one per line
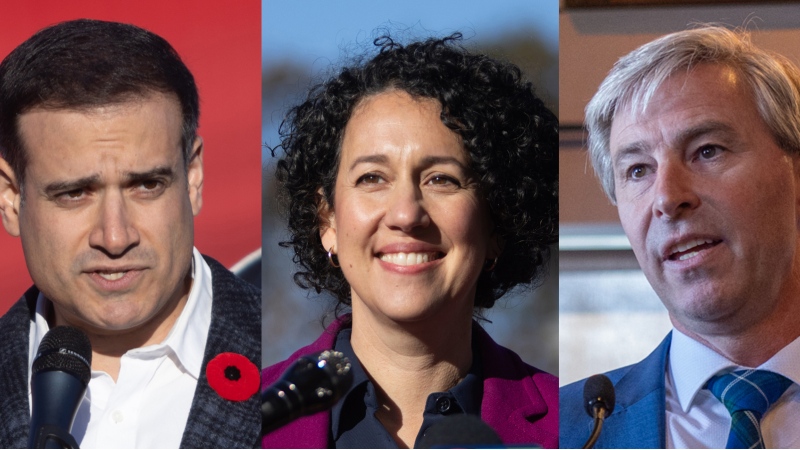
206,352,259,401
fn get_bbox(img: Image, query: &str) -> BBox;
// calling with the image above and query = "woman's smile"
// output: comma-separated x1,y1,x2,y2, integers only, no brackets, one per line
320,89,495,322
378,251,443,266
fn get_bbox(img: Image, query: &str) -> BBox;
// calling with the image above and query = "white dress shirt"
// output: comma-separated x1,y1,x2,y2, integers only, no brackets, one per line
665,328,800,449
28,247,213,448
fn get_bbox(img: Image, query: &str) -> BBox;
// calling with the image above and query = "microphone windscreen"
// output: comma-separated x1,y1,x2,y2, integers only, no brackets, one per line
418,414,503,448
583,374,615,417
32,326,92,385
262,349,353,434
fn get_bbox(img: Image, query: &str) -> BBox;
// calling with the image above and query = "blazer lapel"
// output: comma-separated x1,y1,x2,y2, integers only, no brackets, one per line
600,333,671,449
0,288,38,449
477,323,558,447
180,257,261,449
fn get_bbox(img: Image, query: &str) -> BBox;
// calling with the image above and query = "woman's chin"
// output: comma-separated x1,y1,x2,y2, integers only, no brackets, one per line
353,294,470,328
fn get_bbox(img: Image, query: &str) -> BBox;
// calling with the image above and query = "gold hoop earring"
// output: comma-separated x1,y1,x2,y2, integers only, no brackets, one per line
485,257,498,272
328,247,340,268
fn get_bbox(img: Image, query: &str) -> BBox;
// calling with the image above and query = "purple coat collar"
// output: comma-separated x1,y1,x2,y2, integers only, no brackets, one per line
261,316,558,448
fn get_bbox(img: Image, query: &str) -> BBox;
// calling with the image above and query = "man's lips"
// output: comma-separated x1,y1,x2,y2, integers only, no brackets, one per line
83,266,146,281
664,237,722,261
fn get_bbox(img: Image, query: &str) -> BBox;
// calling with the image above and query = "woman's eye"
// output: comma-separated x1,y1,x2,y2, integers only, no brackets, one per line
428,175,460,187
356,173,383,185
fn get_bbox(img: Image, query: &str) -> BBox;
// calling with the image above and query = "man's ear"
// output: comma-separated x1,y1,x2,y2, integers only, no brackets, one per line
0,157,21,237
793,155,800,231
318,188,337,253
187,137,204,216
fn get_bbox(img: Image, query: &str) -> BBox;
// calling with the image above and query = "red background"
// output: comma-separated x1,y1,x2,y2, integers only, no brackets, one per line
0,1,261,314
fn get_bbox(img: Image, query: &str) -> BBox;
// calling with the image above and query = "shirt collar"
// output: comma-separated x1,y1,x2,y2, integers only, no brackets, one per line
30,247,213,380
329,327,373,441
758,334,800,386
329,326,483,442
669,329,737,412
669,328,800,412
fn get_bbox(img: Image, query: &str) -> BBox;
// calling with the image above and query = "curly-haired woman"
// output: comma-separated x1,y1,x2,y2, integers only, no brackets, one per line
262,34,558,448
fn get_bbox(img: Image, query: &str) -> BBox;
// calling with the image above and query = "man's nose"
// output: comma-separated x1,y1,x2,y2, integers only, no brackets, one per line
384,181,431,232
88,191,140,256
652,162,700,220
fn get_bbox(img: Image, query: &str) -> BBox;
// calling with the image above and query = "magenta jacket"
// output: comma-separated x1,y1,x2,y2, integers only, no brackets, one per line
261,316,558,448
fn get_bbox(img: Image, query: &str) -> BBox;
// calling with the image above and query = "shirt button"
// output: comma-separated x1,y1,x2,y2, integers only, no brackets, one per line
111,410,124,423
436,396,451,414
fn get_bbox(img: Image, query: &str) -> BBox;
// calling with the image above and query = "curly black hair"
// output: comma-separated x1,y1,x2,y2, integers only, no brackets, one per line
274,33,557,311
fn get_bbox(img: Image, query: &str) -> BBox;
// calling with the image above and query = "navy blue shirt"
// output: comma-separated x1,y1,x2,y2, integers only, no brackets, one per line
330,327,482,448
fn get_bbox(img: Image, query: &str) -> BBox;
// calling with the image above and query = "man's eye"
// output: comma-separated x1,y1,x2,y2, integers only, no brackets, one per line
629,165,648,179
134,179,167,196
699,145,720,159
140,180,161,190
58,189,85,200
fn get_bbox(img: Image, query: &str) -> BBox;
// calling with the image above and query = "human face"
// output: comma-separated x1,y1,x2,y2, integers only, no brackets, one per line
610,63,800,336
0,93,203,334
321,90,496,325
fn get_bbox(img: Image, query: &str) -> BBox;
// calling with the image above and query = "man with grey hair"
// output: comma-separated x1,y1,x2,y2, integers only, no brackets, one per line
560,26,800,449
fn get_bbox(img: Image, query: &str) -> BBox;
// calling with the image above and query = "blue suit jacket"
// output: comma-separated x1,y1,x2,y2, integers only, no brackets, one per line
559,333,672,449
0,256,261,449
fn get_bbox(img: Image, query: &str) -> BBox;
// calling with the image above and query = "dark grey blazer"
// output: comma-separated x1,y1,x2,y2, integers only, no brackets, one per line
0,256,261,448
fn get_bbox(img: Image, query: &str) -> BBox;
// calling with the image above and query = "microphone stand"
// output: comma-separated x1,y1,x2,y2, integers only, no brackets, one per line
582,404,608,449
31,424,80,449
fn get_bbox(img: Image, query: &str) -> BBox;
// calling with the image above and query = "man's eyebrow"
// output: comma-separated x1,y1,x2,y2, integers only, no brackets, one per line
123,166,175,183
44,175,100,196
612,120,738,167
612,143,647,167
42,166,175,196
674,121,737,145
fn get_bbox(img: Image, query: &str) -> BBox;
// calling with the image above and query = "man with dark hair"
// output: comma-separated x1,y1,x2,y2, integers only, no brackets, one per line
0,19,260,448
560,26,800,449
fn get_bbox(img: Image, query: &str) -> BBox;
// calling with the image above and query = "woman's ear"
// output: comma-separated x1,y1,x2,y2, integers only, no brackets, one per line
489,233,505,260
318,188,337,252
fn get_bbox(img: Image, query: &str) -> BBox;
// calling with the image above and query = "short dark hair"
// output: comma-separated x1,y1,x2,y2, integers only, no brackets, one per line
0,18,199,186
274,33,558,311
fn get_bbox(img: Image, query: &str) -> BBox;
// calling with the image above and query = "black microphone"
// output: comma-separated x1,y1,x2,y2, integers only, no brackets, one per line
28,326,92,449
418,414,504,448
582,374,615,449
261,350,353,435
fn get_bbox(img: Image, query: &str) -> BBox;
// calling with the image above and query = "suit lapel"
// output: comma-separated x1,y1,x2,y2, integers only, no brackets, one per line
0,287,38,448
600,333,671,449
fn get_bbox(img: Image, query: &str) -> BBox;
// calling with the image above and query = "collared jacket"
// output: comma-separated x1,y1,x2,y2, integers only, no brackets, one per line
261,316,559,448
559,333,671,449
0,256,261,449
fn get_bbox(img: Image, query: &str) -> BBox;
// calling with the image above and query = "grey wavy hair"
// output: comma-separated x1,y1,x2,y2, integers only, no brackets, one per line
585,25,800,203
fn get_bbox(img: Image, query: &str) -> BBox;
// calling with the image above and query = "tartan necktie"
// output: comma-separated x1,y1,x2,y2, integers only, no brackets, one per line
705,369,793,449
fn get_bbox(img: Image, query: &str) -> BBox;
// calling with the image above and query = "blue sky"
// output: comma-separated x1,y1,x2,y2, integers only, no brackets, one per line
261,1,561,372
262,0,558,65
